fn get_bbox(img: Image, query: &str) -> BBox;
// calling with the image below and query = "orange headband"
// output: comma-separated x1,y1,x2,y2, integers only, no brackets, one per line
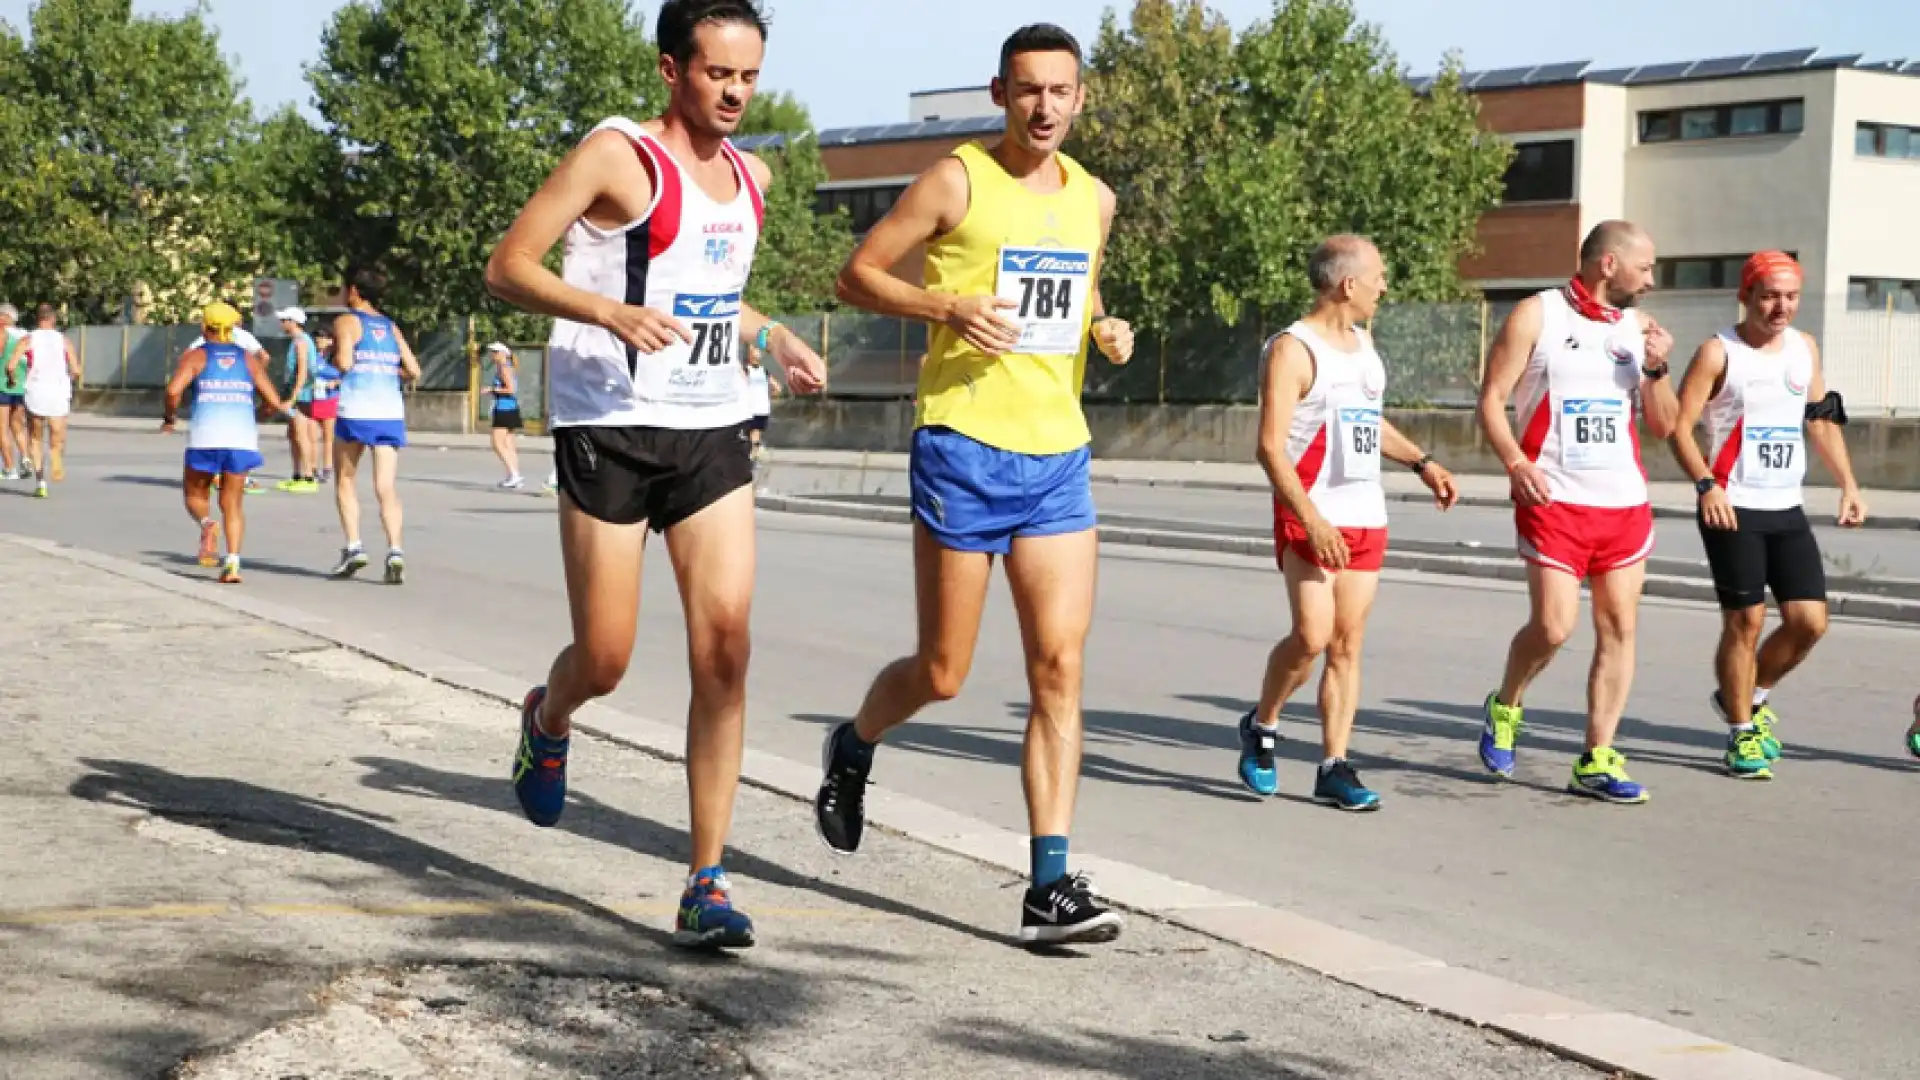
1741,251,1802,294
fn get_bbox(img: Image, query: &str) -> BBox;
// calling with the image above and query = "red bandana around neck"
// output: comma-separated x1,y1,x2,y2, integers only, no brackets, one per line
1564,276,1623,324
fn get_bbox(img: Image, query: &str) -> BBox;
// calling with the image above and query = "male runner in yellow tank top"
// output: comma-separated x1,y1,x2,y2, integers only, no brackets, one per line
812,23,1135,946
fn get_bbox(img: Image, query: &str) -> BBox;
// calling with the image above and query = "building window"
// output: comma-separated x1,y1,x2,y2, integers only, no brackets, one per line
1639,99,1804,144
1656,252,1798,291
1501,139,1575,203
1857,122,1920,159
1848,277,1920,312
814,183,908,234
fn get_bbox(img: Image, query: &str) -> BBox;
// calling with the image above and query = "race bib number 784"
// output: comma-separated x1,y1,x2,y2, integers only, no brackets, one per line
996,247,1093,355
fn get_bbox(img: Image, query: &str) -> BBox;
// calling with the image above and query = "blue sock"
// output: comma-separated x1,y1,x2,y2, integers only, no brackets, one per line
1031,835,1069,888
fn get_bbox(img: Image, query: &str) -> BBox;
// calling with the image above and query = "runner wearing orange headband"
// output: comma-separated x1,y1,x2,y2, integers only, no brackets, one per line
1671,250,1867,779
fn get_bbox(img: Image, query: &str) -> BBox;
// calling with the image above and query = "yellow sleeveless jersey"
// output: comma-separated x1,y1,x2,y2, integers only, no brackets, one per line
916,142,1103,456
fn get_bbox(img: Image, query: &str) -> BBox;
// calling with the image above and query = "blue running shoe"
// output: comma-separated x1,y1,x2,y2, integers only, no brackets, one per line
1568,747,1649,805
673,866,755,950
1479,692,1522,777
1236,710,1279,796
1313,760,1381,811
511,687,568,827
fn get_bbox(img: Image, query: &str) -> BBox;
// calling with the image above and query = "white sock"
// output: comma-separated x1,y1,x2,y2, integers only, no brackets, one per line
1321,756,1341,770
1752,688,1770,706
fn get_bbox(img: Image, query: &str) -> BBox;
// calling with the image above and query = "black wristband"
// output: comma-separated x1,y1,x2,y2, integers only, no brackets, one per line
1642,362,1669,381
1694,476,1716,496
1409,454,1434,474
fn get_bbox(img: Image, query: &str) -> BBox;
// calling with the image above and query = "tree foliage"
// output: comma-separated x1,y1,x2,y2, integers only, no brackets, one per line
0,0,263,321
1071,0,1510,333
735,92,855,316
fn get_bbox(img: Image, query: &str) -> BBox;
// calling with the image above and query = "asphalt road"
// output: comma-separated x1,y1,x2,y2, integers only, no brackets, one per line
6,429,1918,1080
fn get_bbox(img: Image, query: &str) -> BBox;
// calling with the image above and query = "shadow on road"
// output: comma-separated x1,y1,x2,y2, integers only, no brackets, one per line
143,549,336,581
936,1017,1349,1080
789,711,1255,803
350,754,1021,950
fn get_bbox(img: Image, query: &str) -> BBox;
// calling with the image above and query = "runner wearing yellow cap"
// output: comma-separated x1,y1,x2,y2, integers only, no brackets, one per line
1671,251,1867,778
163,302,297,583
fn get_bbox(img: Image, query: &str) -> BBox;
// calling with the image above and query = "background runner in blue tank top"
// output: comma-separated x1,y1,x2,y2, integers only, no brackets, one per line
484,342,525,488
162,302,295,584
329,266,422,584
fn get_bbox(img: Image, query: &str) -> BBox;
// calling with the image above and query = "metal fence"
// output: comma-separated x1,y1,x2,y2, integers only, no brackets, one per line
54,291,1920,419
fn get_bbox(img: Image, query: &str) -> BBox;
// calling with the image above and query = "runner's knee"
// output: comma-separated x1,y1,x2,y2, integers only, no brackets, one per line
689,616,751,692
1782,603,1828,642
573,642,632,699
916,653,971,702
1722,604,1766,643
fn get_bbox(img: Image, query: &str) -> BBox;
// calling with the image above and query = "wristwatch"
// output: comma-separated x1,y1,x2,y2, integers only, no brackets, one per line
1408,454,1434,474
1694,476,1716,496
1642,361,1670,380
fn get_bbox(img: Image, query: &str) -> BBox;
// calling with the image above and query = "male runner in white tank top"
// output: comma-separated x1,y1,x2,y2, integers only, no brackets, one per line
1238,235,1457,811
484,0,826,952
1475,221,1679,804
11,304,81,499
1671,251,1866,779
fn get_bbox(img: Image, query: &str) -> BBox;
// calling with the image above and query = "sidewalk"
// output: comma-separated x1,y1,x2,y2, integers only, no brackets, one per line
0,540,1603,1080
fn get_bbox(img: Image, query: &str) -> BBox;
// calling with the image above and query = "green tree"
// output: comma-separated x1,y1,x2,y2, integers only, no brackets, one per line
744,134,854,316
308,0,664,335
0,0,262,322
1071,0,1509,334
741,89,812,136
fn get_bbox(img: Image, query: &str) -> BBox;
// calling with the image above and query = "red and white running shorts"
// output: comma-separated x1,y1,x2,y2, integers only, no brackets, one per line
1515,502,1654,580
1275,507,1388,573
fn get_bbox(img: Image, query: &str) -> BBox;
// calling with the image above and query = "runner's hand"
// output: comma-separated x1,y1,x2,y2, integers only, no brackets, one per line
1306,515,1351,572
601,303,693,354
1838,486,1867,528
1092,317,1134,365
1642,317,1675,364
1699,485,1738,531
768,325,828,395
1507,459,1552,507
1420,461,1459,510
945,296,1021,356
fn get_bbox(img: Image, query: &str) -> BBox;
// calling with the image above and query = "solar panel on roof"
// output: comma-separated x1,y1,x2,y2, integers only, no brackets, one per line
1471,66,1537,91
1407,75,1436,93
1526,61,1591,83
1811,53,1863,68
1624,61,1694,84
1904,61,1920,74
1745,48,1819,73
1685,54,1758,78
1583,66,1633,84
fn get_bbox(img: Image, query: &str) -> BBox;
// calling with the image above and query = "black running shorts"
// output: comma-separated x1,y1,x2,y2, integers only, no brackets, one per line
1697,505,1826,611
492,407,524,431
552,422,754,531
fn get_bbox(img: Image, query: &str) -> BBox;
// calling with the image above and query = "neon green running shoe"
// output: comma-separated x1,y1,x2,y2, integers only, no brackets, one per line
1568,746,1649,804
1751,704,1783,760
1905,725,1919,760
1723,727,1774,780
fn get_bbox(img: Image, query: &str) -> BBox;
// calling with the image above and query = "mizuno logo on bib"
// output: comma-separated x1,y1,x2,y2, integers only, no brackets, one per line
996,247,1092,355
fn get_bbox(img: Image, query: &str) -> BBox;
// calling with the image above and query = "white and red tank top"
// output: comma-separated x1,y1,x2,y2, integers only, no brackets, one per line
1272,321,1388,529
1704,328,1814,511
1513,287,1649,509
548,117,765,430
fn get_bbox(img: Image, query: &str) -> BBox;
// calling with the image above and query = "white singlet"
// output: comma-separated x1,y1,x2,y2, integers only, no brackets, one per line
1704,328,1814,511
1512,288,1649,508
1272,321,1388,529
746,364,771,417
23,328,73,418
547,117,765,431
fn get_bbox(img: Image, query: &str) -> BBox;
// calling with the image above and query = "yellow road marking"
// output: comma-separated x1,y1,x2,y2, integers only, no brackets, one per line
1,899,886,927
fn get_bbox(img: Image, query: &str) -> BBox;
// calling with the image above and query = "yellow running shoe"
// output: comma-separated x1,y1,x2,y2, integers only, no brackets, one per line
1568,747,1649,804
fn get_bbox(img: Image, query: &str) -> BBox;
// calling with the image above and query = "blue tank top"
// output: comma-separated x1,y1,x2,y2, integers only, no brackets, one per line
492,364,518,412
285,332,317,403
311,349,341,401
338,311,405,421
190,343,259,451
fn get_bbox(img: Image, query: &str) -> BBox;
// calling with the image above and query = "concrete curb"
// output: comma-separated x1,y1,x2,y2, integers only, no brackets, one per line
753,494,1920,626
1,531,1843,1080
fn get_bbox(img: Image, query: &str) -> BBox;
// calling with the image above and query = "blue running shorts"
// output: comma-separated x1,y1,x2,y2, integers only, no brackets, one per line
336,418,408,449
909,426,1096,555
185,448,265,476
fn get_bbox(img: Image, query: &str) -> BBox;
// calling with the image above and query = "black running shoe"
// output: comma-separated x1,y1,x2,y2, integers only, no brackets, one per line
814,722,870,854
1019,872,1124,946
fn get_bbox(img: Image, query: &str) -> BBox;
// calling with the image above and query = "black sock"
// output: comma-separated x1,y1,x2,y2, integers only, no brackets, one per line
835,724,876,769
